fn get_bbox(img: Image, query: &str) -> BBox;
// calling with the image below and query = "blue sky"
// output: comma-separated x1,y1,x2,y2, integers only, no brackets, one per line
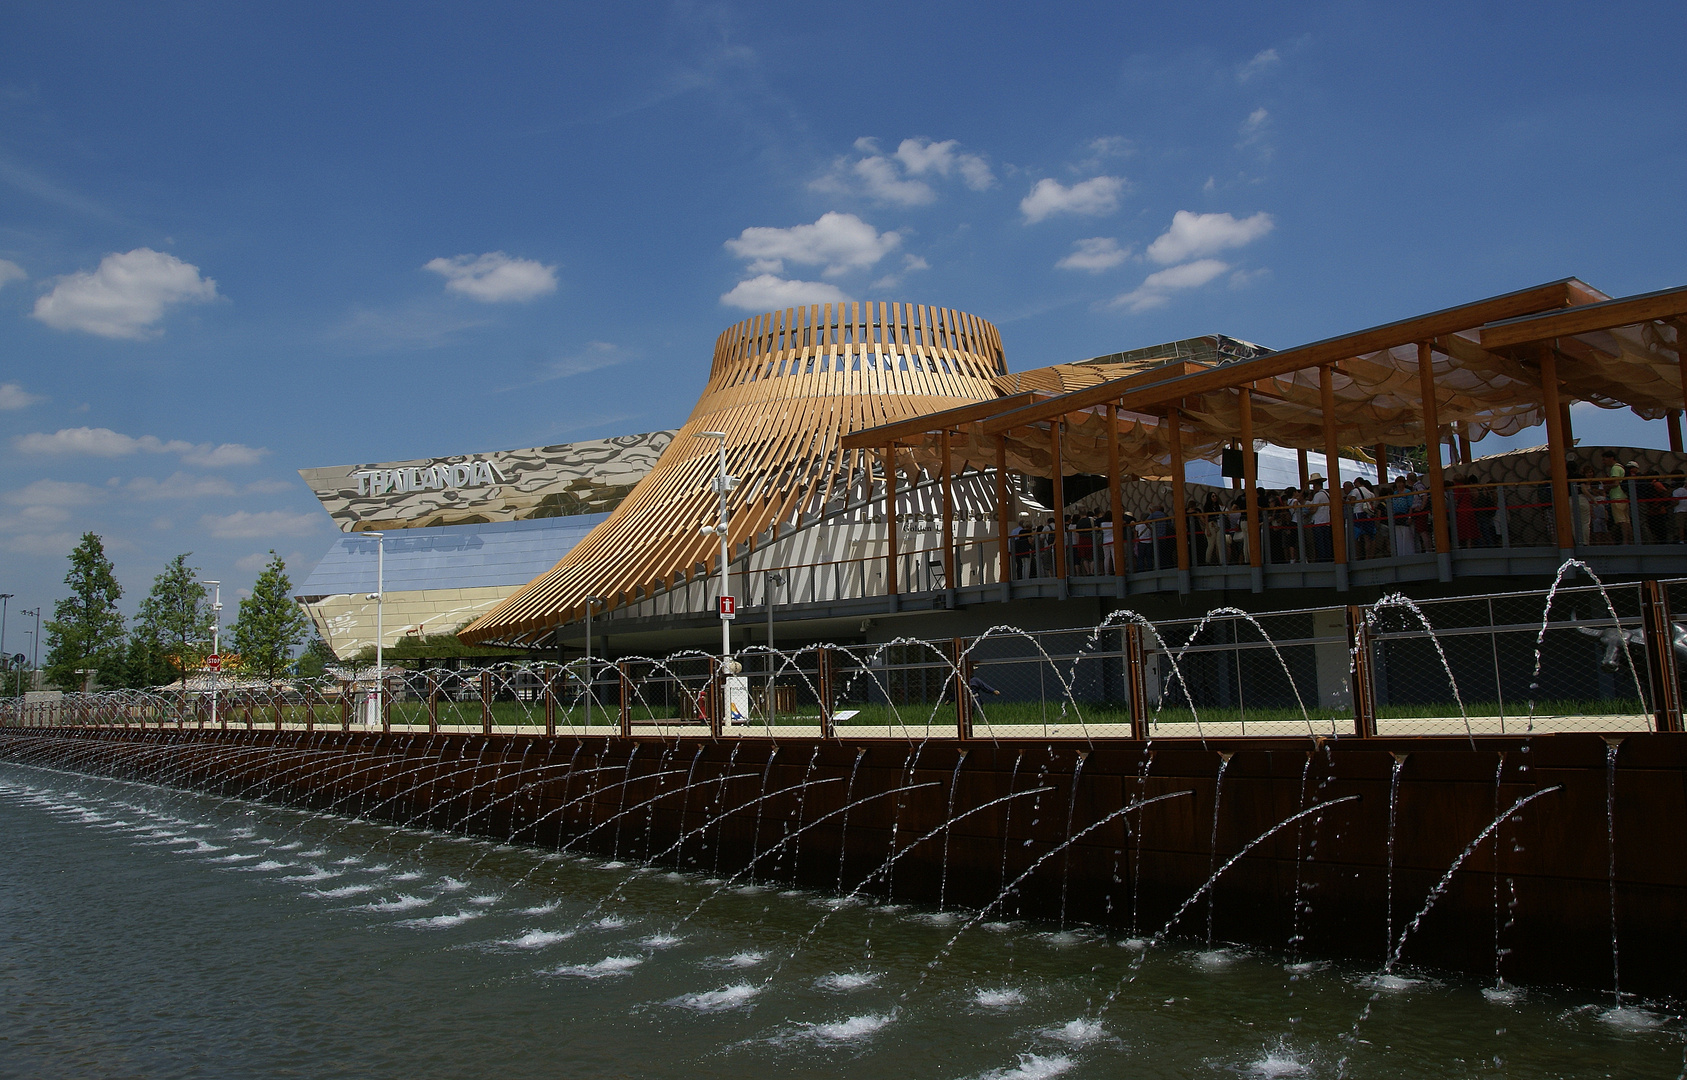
1,1,1684,635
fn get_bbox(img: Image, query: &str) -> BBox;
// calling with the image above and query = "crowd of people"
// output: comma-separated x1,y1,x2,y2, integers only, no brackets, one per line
1002,453,1687,580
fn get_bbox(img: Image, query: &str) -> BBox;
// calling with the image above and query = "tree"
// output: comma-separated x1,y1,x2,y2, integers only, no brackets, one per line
120,633,176,690
43,533,126,691
295,627,337,681
230,551,309,681
131,553,215,689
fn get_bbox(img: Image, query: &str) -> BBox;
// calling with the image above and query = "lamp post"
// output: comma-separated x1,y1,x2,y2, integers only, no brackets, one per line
0,594,12,697
765,571,784,724
23,608,38,696
365,531,385,728
20,630,32,697
698,431,737,668
583,595,606,727
200,581,221,727
699,431,740,727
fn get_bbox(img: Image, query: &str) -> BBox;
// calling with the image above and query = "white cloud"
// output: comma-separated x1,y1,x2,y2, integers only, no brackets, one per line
0,382,43,410
6,478,100,510
1145,210,1275,265
1020,176,1126,223
32,248,218,339
424,252,558,303
14,426,267,467
201,510,323,539
1237,48,1280,82
1242,107,1269,132
0,259,24,289
1056,237,1130,273
125,472,241,501
0,531,80,556
811,137,993,203
853,156,936,206
893,138,995,190
1109,259,1232,313
720,274,851,311
725,212,900,277
867,254,932,293
180,443,268,468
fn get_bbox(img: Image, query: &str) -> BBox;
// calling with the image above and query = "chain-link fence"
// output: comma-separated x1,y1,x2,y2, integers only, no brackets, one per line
7,576,1686,739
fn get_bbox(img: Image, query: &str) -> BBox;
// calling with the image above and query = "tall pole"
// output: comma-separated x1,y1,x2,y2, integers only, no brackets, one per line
27,607,39,695
363,533,385,728
199,580,221,727
0,594,11,697
701,431,738,723
766,571,783,725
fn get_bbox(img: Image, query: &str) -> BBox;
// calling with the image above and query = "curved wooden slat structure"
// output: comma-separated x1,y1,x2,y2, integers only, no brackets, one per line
462,302,1009,645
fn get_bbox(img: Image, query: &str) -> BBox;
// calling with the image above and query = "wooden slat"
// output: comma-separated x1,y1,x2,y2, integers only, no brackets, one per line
1479,285,1687,349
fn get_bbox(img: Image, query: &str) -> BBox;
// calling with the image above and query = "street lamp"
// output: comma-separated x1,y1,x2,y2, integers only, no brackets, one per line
364,531,385,728
20,630,32,697
200,581,221,727
22,608,38,696
583,595,607,727
698,431,738,671
765,571,784,724
0,594,12,697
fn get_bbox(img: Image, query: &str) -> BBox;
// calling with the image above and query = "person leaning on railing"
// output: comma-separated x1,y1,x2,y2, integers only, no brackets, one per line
1601,450,1632,544
1389,478,1416,556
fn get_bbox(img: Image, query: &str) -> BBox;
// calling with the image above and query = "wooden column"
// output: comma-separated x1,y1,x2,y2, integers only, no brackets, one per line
1238,390,1261,570
1677,331,1687,453
1540,344,1576,552
1375,445,1389,484
427,674,439,732
1107,406,1125,579
940,430,955,589
543,670,555,736
995,436,1012,583
1560,401,1575,448
1049,421,1068,578
884,447,899,595
1167,408,1189,573
1417,342,1453,563
1297,448,1309,490
1457,423,1473,465
1321,365,1348,570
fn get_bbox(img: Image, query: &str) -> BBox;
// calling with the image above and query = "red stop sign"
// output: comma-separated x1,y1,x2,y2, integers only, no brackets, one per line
206,654,222,671
718,595,736,619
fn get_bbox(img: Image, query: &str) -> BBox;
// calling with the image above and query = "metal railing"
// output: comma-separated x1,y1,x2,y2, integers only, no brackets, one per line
9,577,1686,741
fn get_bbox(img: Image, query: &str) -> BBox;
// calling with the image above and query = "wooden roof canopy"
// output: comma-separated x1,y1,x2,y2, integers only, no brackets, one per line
845,279,1687,481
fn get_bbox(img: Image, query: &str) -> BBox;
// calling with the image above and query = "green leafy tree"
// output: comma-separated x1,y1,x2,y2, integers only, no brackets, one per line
43,533,126,691
132,553,215,690
230,551,309,682
120,633,176,689
295,628,338,681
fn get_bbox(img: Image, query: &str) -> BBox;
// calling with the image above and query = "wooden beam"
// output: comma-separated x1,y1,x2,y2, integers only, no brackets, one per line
1050,421,1067,579
1375,444,1389,484
1107,405,1124,577
1168,409,1189,572
1670,411,1684,454
978,280,1583,434
995,436,1011,583
1239,390,1261,569
1418,342,1452,558
1540,346,1576,551
840,392,1037,449
1321,365,1347,568
884,447,899,595
1479,284,1687,349
940,431,954,590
